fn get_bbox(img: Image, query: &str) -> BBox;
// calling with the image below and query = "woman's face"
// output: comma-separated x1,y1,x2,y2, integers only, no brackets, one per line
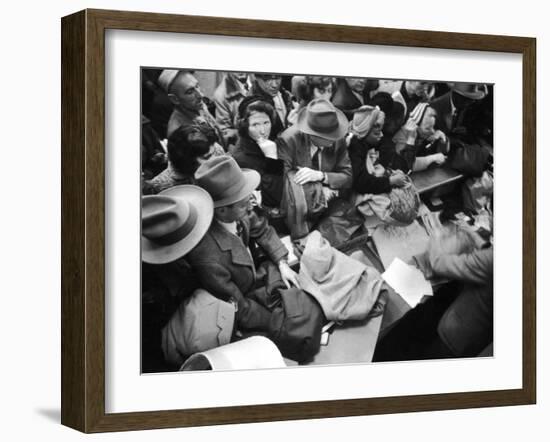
365,113,385,146
418,108,437,138
247,111,272,142
313,83,333,101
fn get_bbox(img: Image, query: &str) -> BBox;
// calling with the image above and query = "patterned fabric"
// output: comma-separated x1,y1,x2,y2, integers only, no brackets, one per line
355,176,420,226
145,163,194,194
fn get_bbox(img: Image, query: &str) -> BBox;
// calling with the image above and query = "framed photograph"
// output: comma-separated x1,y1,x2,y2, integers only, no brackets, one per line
61,9,536,433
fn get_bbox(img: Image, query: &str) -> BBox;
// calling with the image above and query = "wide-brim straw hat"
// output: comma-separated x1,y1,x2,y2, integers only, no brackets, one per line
296,98,349,141
194,155,260,208
142,185,213,264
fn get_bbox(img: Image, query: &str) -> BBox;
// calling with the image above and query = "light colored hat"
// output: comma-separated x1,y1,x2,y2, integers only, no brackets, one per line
450,82,488,100
180,336,286,371
408,102,431,125
296,98,348,141
158,69,181,93
142,185,213,264
194,155,260,208
350,105,382,139
161,289,236,367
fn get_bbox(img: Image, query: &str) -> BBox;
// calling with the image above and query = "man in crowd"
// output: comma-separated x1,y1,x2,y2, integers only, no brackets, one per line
331,77,379,119
187,155,300,332
159,69,226,148
276,98,352,238
430,82,489,140
391,80,434,126
212,71,252,146
251,73,296,139
277,98,352,196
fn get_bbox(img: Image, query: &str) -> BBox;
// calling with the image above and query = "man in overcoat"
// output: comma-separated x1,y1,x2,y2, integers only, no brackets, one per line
187,155,299,332
277,98,352,193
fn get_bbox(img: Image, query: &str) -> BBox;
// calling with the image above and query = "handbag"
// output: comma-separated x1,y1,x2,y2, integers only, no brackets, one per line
245,262,325,363
449,139,490,177
268,287,325,363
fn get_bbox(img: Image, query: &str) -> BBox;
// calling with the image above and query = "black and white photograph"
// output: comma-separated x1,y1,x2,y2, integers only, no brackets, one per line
140,69,494,373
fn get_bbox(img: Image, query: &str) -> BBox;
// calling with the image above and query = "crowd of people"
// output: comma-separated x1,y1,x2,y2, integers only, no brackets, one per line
141,69,494,372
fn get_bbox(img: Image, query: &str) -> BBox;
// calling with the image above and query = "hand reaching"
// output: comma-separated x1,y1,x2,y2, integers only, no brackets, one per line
286,101,300,126
294,167,324,185
389,170,408,187
403,118,418,144
430,153,447,166
428,130,447,143
278,260,300,289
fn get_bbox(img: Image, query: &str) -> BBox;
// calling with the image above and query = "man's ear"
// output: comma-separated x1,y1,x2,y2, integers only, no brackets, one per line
167,93,180,107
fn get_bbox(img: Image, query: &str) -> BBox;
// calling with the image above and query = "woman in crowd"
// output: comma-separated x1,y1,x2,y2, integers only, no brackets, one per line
145,121,225,194
391,102,449,173
348,105,408,195
295,76,334,106
232,96,286,209
286,76,334,126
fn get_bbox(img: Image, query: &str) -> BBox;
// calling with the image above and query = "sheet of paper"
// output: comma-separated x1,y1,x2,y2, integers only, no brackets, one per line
382,258,433,308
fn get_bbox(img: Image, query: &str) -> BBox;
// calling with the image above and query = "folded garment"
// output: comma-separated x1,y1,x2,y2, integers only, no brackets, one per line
161,289,235,367
298,231,385,321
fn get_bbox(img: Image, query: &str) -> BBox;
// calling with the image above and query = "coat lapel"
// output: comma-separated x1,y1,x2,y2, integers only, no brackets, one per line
210,221,255,270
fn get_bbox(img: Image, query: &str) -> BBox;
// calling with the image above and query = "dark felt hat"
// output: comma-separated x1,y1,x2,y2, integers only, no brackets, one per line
194,156,260,208
296,98,349,141
450,82,488,100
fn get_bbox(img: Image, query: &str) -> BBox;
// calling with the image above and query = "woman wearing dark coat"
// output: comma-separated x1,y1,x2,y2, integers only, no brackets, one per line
348,105,407,195
232,96,285,208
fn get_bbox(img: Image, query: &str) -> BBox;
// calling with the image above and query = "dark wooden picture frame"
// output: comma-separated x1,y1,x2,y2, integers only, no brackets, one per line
61,8,536,433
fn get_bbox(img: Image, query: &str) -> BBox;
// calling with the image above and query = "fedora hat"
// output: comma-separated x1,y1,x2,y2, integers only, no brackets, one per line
296,98,349,141
194,156,260,208
450,82,488,100
142,185,213,264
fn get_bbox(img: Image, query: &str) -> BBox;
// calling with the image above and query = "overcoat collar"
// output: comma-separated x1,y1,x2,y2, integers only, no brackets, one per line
209,220,255,270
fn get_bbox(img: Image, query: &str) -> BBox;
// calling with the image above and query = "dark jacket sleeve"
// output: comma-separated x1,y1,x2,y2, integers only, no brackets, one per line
348,137,391,194
431,248,493,285
276,133,295,175
325,140,353,190
191,259,272,331
248,211,288,263
258,159,285,207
